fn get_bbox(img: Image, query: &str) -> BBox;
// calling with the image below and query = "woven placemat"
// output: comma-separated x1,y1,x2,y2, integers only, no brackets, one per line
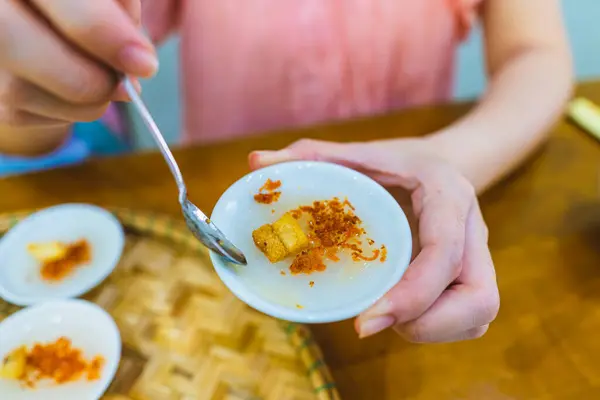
0,207,340,400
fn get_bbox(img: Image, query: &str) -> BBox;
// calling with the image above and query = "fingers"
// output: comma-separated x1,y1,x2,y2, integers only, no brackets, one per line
441,325,489,343
15,81,111,123
358,173,473,331
1,110,70,129
249,149,293,169
249,139,423,188
30,0,156,77
252,138,498,343
396,322,489,343
392,203,499,343
459,202,497,285
249,139,353,169
0,1,117,104
394,287,496,342
0,0,154,107
1,71,135,128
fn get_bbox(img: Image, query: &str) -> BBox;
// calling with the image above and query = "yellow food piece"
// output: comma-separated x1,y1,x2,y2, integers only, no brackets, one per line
568,97,600,141
252,214,309,263
27,241,68,263
272,213,309,254
0,346,27,380
252,224,288,263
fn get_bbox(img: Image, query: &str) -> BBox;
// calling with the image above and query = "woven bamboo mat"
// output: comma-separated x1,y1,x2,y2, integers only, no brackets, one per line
0,208,340,400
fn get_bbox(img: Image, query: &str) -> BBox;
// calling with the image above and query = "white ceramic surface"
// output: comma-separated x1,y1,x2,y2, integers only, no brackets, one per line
210,161,412,323
0,204,124,306
0,300,121,400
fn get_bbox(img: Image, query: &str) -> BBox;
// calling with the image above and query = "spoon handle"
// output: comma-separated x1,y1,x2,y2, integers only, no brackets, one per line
122,77,187,201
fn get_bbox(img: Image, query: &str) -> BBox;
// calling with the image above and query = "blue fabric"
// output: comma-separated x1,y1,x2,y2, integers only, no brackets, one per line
0,121,129,178
73,120,129,156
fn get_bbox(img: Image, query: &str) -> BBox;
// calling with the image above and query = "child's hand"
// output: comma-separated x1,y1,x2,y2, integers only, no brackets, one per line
0,0,155,129
249,138,500,342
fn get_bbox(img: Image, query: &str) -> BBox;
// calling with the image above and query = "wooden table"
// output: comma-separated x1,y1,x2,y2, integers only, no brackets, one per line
1,82,599,400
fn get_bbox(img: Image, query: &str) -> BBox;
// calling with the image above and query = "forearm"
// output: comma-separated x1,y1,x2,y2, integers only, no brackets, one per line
428,47,573,194
0,125,70,156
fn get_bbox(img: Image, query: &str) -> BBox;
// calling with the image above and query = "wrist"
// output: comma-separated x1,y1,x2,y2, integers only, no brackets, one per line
422,127,496,193
422,128,470,165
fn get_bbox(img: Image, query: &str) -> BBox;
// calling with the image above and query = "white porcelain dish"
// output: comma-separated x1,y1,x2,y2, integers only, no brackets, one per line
210,161,412,323
0,204,124,306
0,300,121,400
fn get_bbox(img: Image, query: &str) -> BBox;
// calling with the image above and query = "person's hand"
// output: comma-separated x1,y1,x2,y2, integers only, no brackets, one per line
249,138,500,343
0,0,155,129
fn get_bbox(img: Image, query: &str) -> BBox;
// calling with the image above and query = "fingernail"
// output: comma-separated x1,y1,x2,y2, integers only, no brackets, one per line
253,150,293,167
359,315,395,338
361,297,392,320
119,45,159,78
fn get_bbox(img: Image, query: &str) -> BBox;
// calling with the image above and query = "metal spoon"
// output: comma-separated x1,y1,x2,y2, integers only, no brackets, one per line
122,77,247,265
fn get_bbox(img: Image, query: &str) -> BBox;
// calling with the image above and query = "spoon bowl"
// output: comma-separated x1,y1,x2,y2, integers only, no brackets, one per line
122,77,246,265
181,199,247,265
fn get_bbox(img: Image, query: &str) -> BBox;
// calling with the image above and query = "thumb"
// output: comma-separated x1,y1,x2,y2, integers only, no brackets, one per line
248,149,297,170
249,139,366,170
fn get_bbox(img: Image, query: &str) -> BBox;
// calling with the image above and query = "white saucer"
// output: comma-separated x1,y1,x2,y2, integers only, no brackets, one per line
0,299,121,400
0,204,125,306
210,161,412,323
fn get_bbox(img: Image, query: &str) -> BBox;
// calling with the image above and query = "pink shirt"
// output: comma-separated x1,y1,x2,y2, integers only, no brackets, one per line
138,0,482,145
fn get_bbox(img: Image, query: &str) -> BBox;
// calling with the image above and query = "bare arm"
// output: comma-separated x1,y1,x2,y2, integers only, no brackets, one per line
428,0,573,193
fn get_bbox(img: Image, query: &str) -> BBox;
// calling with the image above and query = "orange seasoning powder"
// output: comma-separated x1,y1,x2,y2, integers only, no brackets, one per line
11,337,104,388
288,198,386,275
41,240,91,282
254,179,282,204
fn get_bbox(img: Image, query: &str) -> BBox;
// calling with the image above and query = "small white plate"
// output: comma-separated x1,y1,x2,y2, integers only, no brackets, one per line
0,299,121,400
0,204,125,306
210,161,412,323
